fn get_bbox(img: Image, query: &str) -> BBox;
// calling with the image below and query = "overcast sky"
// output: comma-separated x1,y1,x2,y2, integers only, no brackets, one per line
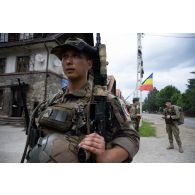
99,33,195,102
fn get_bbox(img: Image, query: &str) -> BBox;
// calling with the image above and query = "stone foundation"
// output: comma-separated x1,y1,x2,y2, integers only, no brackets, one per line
0,71,66,116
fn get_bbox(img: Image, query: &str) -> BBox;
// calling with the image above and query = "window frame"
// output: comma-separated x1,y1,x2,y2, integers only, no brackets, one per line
0,33,8,42
16,56,30,73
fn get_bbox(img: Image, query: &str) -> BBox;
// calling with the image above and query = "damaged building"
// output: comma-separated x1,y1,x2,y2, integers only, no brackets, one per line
0,33,94,124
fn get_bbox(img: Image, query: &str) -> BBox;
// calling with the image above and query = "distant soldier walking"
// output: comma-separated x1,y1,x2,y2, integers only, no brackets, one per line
163,100,184,153
130,97,141,132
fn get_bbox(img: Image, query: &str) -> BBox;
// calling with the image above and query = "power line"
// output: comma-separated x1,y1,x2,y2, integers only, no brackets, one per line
146,33,195,39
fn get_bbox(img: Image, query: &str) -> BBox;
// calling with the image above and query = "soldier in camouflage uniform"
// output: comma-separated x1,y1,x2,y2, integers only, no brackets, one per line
27,37,140,163
130,98,141,132
163,100,183,153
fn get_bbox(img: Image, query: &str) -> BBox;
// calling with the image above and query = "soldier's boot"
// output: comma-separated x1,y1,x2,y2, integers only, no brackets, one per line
167,143,174,149
178,145,184,153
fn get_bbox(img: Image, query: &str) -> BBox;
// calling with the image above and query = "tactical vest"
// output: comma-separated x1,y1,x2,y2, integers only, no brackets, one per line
164,106,178,124
38,101,88,135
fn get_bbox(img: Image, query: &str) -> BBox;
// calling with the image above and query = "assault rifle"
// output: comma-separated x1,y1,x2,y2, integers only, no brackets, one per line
18,79,41,163
78,33,110,162
17,79,30,135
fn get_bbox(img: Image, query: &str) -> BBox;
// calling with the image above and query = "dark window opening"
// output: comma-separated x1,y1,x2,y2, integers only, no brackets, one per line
16,56,30,73
11,87,23,117
8,33,20,42
0,58,6,73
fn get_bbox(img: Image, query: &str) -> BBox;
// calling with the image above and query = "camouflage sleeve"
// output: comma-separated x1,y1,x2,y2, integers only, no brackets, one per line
171,105,180,120
130,106,137,119
137,107,140,114
163,108,165,115
109,96,140,162
163,108,166,117
161,109,165,119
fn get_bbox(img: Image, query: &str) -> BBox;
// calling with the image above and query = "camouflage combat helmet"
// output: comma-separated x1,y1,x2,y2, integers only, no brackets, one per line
51,37,96,60
28,133,80,163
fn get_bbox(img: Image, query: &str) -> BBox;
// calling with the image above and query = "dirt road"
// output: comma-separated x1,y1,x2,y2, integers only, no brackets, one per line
133,113,195,163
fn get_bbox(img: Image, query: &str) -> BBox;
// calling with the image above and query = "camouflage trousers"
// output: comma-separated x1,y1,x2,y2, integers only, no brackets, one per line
166,122,182,146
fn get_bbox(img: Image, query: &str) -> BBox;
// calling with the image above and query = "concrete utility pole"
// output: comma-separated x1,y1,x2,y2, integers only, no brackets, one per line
136,33,144,126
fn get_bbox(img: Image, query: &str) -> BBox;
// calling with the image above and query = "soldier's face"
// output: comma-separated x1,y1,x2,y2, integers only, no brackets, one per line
62,49,92,81
165,102,171,108
134,101,139,106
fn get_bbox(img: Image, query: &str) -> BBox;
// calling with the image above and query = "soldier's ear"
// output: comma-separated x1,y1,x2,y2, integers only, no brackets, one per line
87,59,92,69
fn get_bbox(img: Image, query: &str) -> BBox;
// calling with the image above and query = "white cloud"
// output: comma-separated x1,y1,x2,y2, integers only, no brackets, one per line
154,66,193,92
99,33,195,102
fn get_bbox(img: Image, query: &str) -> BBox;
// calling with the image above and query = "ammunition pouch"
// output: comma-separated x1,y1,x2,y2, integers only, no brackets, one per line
38,104,76,133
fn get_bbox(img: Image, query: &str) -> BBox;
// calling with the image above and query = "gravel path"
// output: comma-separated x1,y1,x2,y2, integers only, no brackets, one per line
0,125,26,163
133,114,195,163
1,114,195,163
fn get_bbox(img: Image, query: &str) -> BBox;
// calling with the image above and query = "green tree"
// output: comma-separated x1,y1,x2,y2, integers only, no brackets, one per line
181,72,195,115
142,98,148,111
156,85,181,108
143,82,195,115
143,88,159,112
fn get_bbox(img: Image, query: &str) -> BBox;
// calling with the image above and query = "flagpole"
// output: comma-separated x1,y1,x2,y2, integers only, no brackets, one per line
140,80,142,127
137,33,144,127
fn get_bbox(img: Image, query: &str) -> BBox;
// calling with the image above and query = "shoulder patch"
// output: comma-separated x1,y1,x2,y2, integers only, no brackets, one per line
109,95,131,123
119,98,131,119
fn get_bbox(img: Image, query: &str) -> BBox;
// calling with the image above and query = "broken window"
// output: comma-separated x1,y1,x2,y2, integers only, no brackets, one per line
16,56,30,73
0,58,6,73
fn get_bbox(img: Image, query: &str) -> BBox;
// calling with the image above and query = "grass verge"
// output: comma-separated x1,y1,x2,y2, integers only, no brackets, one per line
139,120,156,137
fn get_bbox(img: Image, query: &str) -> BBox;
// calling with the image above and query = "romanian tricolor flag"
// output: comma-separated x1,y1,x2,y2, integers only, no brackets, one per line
139,73,154,91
